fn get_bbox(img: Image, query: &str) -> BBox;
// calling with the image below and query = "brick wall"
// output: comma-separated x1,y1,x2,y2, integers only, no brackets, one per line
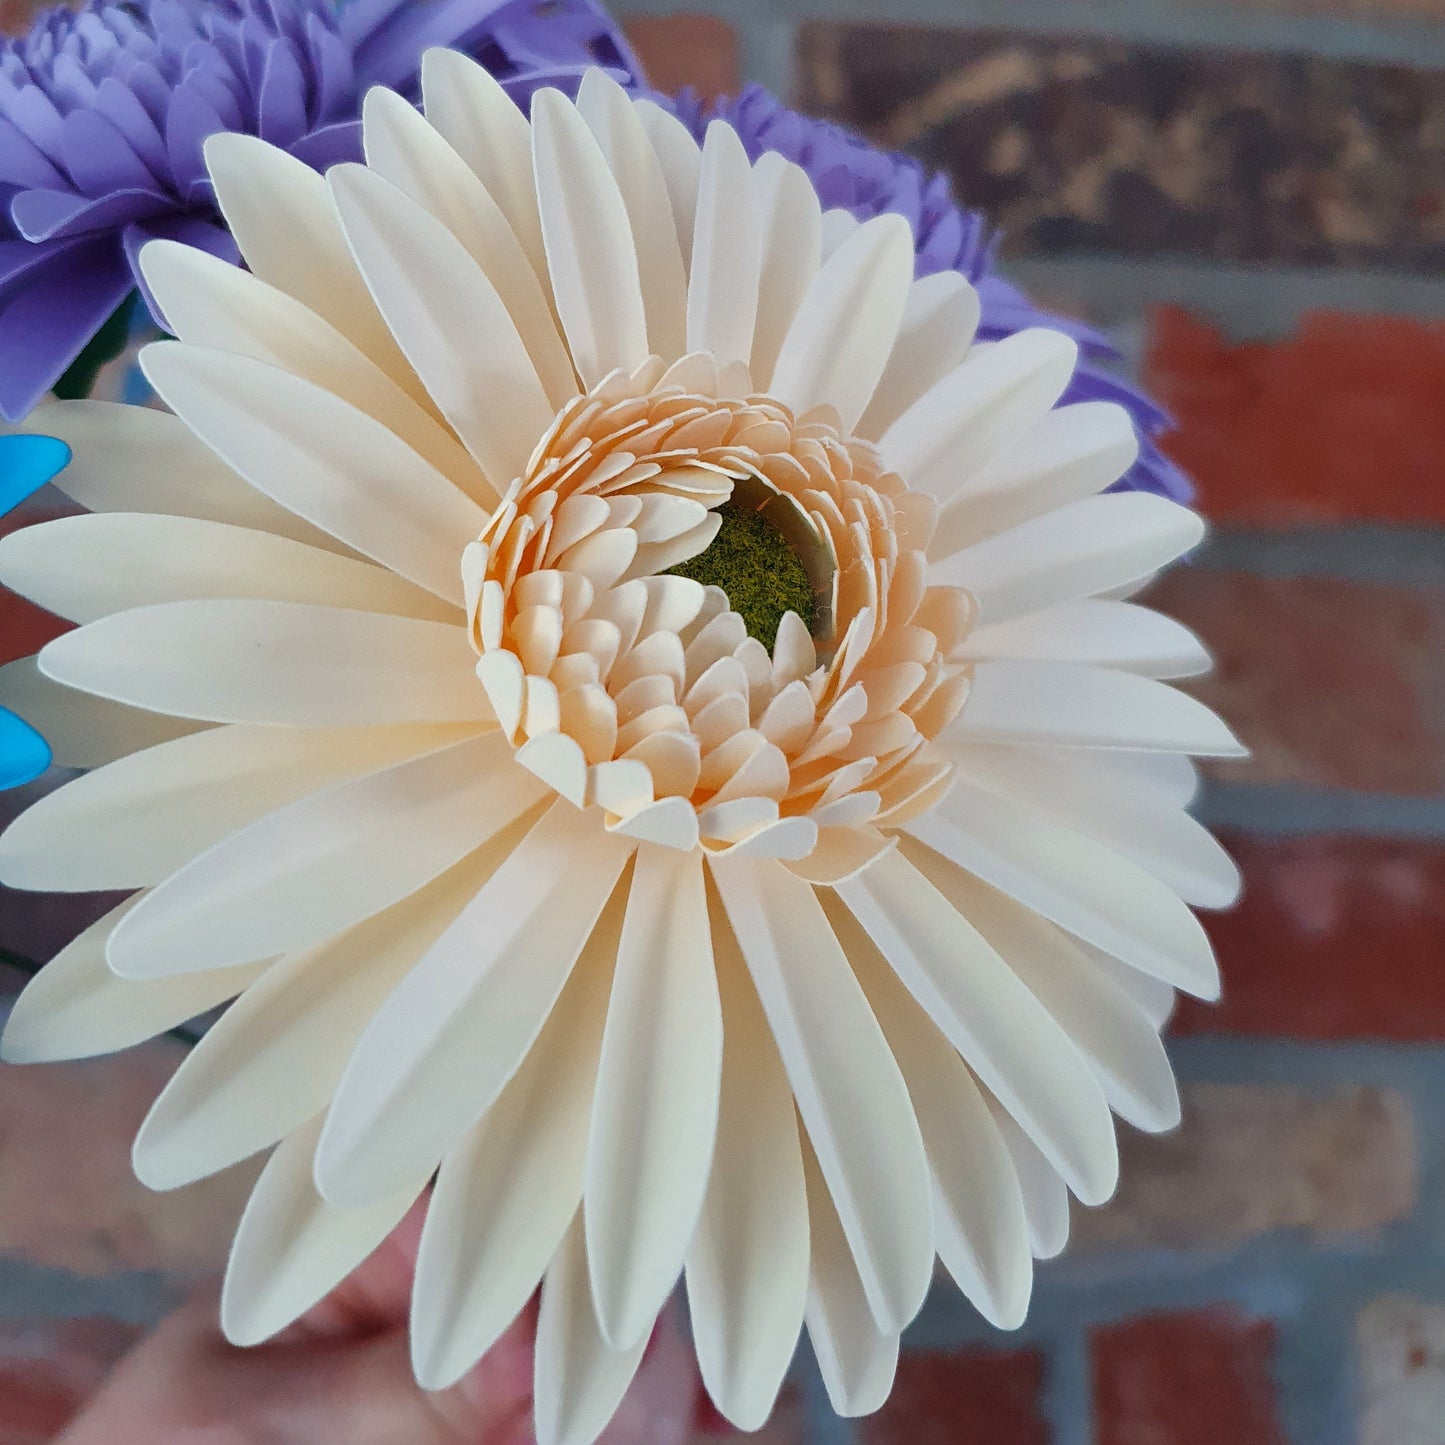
3,3,1445,1443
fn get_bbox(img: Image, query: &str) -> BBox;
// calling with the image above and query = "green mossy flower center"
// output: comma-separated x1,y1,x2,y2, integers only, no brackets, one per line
667,500,816,651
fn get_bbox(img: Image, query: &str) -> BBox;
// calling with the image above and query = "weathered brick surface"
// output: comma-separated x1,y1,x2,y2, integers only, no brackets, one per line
1074,1084,1415,1251
859,1347,1049,1445
1093,1309,1286,1445
0,1317,140,1445
1143,569,1445,795
1146,306,1445,525
623,15,739,101
0,1006,252,1275
1357,1297,1445,1445
1181,834,1445,1040
691,1384,802,1441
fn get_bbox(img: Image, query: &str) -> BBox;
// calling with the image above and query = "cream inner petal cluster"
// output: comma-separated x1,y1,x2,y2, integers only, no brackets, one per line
0,52,1244,1445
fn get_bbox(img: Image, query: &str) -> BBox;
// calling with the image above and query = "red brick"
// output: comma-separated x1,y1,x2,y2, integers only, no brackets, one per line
1145,306,1445,526
623,15,740,101
0,1015,254,1275
1142,570,1445,795
1177,833,1445,1040
0,1317,140,1445
1093,1309,1285,1445
860,1347,1049,1445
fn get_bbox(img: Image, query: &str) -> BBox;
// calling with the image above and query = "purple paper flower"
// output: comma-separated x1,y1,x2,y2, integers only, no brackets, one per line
0,0,643,421
667,85,1190,502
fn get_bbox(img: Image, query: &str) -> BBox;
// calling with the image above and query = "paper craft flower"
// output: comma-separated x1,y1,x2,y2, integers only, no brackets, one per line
0,0,641,420
665,85,1190,502
0,57,1243,1444
0,434,68,788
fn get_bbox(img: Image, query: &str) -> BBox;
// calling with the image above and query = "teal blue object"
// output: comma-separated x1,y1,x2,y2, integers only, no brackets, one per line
0,434,70,517
0,433,70,789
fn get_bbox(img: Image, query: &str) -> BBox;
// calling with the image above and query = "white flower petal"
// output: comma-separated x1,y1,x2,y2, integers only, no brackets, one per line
107,732,533,978
362,86,576,410
1083,944,1177,1030
686,121,762,368
220,1114,423,1347
315,804,634,1207
881,328,1078,502
907,780,1221,998
802,1142,899,1419
330,162,555,498
0,895,267,1064
141,343,488,603
834,897,1032,1330
0,513,452,628
748,152,822,387
709,855,933,1336
769,215,915,434
12,401,343,553
39,600,488,728
132,860,484,1190
534,1213,648,1445
0,657,202,769
836,848,1119,1206
857,270,981,442
685,902,807,1432
632,98,701,267
959,598,1211,680
954,661,1245,756
531,88,648,387
586,847,722,1350
985,1095,1071,1260
934,493,1205,627
411,904,619,1390
0,722,467,892
578,70,688,362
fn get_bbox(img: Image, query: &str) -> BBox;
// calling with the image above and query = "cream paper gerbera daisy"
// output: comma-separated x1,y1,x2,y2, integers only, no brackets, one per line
0,55,1244,1443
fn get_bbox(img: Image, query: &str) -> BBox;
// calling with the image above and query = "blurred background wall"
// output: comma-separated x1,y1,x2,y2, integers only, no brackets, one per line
4,2,1445,1442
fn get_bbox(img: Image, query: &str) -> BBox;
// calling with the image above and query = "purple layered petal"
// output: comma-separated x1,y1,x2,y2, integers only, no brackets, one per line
61,107,160,195
13,184,166,241
285,116,361,171
124,212,238,326
94,75,168,174
257,37,308,145
0,113,67,189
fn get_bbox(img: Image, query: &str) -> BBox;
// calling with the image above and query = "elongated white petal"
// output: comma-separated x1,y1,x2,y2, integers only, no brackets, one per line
687,121,761,368
331,163,554,498
986,1096,1070,1260
1038,748,1200,808
40,600,488,728
204,132,421,400
931,401,1139,556
769,215,915,434
133,860,483,1189
584,847,721,1350
960,599,1211,680
933,493,1205,627
0,513,452,628
13,401,343,553
837,848,1118,1205
142,343,487,604
107,733,533,978
139,238,485,493
0,657,202,770
534,1213,648,1445
220,1115,423,1347
531,88,648,387
0,895,267,1064
421,49,547,282
709,856,933,1336
802,1142,899,1418
1083,944,1177,1030
907,780,1221,998
578,70,688,362
362,86,576,410
881,329,1078,502
748,152,822,386
315,805,634,1207
832,896,1031,1329
0,722,466,893
857,270,981,441
411,901,619,1390
685,900,808,1431
904,850,1180,1132
942,742,1240,908
954,661,1245,756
